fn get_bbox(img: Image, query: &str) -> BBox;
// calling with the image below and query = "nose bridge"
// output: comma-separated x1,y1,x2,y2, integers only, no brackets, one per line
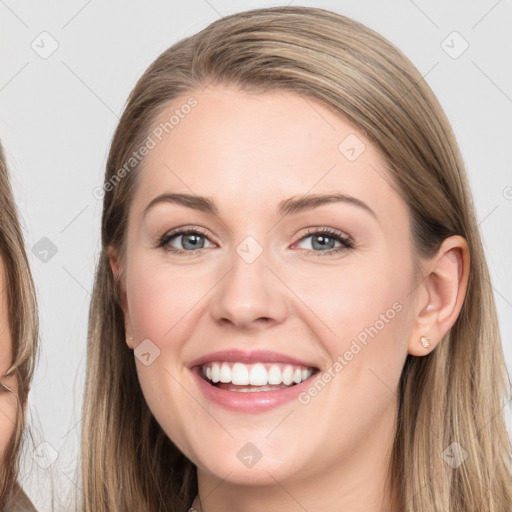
210,234,287,328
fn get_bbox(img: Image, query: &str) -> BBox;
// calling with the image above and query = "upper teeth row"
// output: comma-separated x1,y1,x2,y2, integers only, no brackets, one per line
202,362,314,386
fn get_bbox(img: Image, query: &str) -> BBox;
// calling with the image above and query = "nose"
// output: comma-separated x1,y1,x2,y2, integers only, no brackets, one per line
210,244,288,330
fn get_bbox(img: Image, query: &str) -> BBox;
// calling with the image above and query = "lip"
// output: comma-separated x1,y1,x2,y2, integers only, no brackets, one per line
190,367,318,413
188,349,318,369
188,349,320,414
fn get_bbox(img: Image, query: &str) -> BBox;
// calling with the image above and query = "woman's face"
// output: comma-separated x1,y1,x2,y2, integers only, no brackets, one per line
0,257,17,460
117,85,422,488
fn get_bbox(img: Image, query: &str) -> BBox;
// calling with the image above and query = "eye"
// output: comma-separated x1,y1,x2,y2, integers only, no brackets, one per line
156,226,354,257
294,227,354,256
157,227,215,255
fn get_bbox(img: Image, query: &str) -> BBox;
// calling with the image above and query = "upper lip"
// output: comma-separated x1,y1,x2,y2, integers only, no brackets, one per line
188,349,319,369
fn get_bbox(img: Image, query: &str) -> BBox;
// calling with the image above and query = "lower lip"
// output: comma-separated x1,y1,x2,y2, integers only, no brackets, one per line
191,368,317,413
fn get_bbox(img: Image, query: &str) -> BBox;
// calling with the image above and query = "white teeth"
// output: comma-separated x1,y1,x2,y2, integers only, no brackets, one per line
268,365,282,385
231,363,250,385
282,366,294,385
211,363,220,383
219,363,231,383
201,361,316,387
249,364,268,385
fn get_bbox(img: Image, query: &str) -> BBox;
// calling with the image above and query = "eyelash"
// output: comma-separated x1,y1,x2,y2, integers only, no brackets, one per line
157,226,354,257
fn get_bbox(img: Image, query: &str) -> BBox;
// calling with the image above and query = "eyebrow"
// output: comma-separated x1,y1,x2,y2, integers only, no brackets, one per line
142,192,377,220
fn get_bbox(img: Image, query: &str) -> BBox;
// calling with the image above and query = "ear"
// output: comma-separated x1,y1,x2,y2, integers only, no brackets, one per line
408,235,470,356
108,245,135,349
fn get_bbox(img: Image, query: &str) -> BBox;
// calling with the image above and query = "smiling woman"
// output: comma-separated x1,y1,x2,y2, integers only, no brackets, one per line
0,141,38,511
80,6,512,512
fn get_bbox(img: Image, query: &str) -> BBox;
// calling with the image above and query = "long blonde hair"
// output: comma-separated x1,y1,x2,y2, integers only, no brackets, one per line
0,141,39,509
81,6,512,511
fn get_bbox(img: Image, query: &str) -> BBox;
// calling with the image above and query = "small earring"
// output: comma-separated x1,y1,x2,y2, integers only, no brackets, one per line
420,336,431,348
426,304,433,312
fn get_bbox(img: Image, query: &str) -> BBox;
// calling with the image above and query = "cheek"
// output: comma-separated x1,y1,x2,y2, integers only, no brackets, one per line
0,391,17,458
124,260,206,456
125,257,211,344
287,256,410,350
288,260,413,407
124,256,212,428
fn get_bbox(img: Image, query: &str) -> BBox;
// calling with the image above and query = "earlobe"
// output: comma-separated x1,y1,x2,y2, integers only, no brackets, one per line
408,235,470,356
125,324,135,350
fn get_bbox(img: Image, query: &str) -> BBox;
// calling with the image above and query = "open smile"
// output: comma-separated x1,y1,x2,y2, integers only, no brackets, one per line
189,351,320,412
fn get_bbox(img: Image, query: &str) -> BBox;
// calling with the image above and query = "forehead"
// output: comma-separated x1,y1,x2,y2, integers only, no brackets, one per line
130,85,407,226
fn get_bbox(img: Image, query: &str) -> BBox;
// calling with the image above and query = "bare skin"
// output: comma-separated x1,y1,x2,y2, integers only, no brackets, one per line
0,258,17,463
110,85,469,512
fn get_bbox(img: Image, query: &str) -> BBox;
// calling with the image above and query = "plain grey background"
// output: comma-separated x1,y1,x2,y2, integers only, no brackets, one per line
2,1,511,509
